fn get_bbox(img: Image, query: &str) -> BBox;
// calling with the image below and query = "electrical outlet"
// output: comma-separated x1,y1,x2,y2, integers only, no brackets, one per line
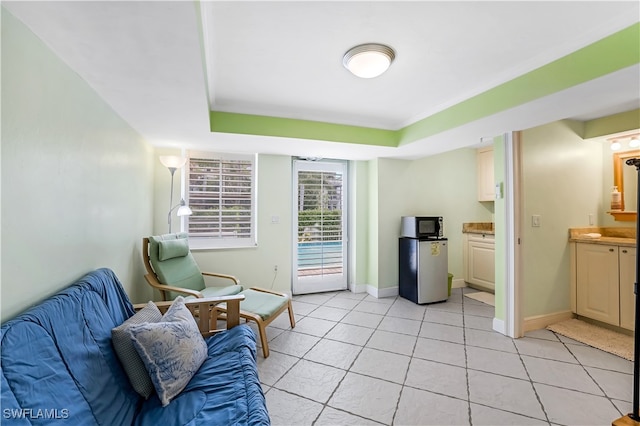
589,213,594,226
274,265,278,272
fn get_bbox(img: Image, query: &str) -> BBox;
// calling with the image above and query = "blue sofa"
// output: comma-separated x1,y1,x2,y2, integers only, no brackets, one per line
0,268,269,425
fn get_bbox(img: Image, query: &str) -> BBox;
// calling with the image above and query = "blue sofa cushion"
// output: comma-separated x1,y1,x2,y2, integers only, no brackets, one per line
112,301,163,399
129,297,208,407
1,269,139,425
135,325,269,426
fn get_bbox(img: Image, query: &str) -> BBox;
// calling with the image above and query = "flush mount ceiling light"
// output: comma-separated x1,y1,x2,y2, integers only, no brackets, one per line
343,43,395,79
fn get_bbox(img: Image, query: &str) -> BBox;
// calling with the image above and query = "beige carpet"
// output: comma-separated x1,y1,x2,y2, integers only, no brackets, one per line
547,318,634,361
464,291,495,306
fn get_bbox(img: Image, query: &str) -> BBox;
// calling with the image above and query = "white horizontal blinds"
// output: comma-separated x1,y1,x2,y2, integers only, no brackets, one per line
187,155,253,239
297,169,343,277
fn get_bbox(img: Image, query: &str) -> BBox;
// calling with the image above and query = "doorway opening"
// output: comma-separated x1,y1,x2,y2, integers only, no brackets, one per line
292,159,348,295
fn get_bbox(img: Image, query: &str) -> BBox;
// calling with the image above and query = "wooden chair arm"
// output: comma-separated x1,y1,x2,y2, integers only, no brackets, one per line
201,271,240,285
144,273,204,300
133,294,245,335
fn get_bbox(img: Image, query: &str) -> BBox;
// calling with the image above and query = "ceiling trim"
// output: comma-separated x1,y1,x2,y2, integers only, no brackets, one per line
208,23,639,148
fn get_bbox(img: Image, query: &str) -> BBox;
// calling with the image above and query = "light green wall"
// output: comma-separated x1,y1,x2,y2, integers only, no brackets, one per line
521,120,603,318
367,160,380,287
351,161,370,286
372,150,493,289
1,9,155,322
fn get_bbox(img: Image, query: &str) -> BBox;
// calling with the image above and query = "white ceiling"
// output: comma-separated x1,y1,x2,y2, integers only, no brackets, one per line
4,1,640,160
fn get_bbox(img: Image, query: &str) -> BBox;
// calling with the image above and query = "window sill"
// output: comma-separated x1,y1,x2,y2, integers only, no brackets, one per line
189,239,258,251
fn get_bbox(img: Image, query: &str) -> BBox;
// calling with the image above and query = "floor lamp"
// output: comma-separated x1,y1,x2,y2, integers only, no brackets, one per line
159,156,192,233
614,157,640,426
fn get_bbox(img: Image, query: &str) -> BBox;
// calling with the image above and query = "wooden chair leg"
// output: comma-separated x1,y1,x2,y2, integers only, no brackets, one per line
287,300,296,328
255,318,269,358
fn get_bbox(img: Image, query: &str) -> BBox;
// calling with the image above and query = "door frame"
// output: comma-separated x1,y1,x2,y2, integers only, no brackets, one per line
291,159,349,295
502,131,524,338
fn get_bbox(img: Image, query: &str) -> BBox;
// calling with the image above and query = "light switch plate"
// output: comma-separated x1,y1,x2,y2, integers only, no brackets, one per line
532,215,541,227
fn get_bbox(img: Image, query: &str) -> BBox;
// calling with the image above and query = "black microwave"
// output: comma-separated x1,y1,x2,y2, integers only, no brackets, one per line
401,216,444,239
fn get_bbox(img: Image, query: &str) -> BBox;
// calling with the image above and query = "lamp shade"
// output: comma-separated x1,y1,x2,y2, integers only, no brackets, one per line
611,141,622,151
630,137,640,148
177,205,192,217
343,44,395,79
159,155,187,169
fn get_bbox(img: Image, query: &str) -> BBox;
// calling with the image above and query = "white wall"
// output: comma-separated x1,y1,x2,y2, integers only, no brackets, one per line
1,9,155,321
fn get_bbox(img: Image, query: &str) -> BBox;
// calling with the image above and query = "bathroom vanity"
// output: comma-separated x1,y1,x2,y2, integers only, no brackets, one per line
569,227,636,331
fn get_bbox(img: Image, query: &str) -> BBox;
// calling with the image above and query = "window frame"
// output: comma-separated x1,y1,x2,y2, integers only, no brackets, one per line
184,151,258,250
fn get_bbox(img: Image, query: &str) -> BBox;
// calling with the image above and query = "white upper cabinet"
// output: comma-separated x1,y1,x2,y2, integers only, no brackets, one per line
477,147,494,202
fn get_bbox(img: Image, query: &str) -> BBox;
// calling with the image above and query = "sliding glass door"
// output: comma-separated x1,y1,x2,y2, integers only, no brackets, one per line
292,160,348,294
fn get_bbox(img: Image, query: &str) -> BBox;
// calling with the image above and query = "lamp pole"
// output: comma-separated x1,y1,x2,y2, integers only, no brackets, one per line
614,158,640,426
167,166,177,233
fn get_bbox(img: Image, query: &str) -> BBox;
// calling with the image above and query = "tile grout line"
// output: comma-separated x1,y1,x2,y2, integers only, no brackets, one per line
390,300,428,425
511,338,552,424
461,290,474,426
553,331,627,418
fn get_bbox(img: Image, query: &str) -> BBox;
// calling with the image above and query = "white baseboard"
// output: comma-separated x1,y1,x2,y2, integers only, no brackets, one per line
348,284,399,299
523,310,574,332
451,278,466,289
372,286,399,299
349,283,368,294
492,317,506,334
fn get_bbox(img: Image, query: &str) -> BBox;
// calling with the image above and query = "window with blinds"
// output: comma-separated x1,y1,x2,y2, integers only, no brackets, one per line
185,153,256,248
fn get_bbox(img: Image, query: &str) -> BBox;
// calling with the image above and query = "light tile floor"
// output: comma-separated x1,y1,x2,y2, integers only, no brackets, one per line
250,287,633,425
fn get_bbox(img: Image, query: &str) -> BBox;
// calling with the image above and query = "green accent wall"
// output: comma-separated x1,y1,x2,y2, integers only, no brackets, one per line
210,111,398,147
209,23,640,148
583,109,640,139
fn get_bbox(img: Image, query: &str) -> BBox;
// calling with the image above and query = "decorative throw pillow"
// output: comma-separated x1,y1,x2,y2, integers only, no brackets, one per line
111,301,162,398
128,297,208,407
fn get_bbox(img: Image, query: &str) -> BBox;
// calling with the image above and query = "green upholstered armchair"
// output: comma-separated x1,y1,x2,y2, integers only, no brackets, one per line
142,233,243,301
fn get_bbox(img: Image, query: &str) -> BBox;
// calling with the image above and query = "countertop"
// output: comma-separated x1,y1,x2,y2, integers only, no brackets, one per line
568,227,636,247
462,222,494,235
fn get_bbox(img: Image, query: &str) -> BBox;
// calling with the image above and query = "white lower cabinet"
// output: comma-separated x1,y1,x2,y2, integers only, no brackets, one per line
574,243,636,331
619,247,636,331
463,233,495,292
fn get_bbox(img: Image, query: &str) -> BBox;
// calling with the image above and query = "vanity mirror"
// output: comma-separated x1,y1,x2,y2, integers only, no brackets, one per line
612,149,640,221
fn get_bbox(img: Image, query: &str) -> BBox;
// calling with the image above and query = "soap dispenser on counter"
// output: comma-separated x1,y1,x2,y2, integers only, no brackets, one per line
611,186,622,210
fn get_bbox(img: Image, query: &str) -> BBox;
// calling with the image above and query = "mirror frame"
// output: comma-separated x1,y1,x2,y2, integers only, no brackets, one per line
613,149,640,211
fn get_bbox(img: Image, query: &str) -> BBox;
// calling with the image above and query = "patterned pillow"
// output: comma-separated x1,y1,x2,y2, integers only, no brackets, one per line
111,301,162,398
128,297,208,407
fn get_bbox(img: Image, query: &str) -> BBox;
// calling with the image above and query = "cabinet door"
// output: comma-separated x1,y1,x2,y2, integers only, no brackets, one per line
576,244,620,326
619,247,636,331
467,236,495,290
477,147,494,201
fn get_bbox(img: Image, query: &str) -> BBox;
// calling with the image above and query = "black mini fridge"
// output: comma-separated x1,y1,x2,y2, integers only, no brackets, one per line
399,237,448,304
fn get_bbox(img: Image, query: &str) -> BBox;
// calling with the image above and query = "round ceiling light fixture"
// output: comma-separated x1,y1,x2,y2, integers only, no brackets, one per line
343,43,395,79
